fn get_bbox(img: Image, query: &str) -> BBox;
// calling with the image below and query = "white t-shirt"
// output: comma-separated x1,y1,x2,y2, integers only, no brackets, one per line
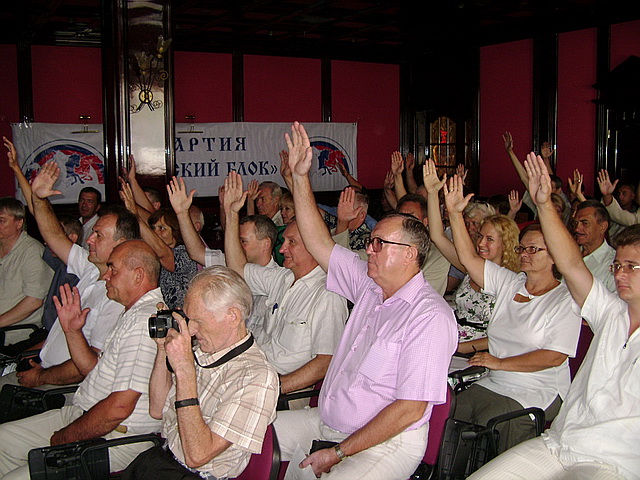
40,244,123,368
543,279,640,479
477,261,582,409
244,263,348,374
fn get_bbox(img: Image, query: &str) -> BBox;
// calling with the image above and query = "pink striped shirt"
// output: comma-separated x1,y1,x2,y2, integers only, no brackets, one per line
320,245,457,434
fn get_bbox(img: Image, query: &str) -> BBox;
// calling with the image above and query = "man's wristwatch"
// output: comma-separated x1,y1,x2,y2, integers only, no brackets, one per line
334,444,347,462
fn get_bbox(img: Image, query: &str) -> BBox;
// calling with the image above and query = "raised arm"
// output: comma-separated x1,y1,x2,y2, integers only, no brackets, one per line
444,175,486,287
423,159,465,271
404,152,418,194
568,169,587,204
167,177,205,265
336,159,363,190
383,170,398,210
121,182,176,272
525,152,593,307
245,179,259,217
279,150,294,192
30,162,74,264
286,122,335,271
4,136,34,214
391,151,408,200
503,131,529,187
223,171,249,277
122,154,156,215
507,189,523,220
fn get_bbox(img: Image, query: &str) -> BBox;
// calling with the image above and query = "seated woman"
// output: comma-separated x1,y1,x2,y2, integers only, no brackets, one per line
121,184,198,309
444,174,582,453
279,191,295,225
423,161,520,341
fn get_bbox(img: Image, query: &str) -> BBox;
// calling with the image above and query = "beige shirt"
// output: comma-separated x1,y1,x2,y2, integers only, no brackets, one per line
163,336,278,478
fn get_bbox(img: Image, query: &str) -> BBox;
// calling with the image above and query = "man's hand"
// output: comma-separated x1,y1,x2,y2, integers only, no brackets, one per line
456,164,468,185
164,312,195,378
246,179,259,203
597,169,618,204
31,162,62,199
167,176,195,215
285,121,313,176
3,136,19,172
524,152,552,206
119,182,139,216
422,159,446,194
16,361,45,388
508,189,523,214
299,447,341,477
468,351,503,370
337,187,362,224
443,174,474,215
568,169,585,202
541,141,555,160
404,152,415,172
223,171,247,215
503,131,514,152
53,284,90,334
390,151,404,177
383,170,395,190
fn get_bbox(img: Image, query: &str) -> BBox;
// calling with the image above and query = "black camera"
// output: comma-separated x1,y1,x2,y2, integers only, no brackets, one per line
148,309,187,338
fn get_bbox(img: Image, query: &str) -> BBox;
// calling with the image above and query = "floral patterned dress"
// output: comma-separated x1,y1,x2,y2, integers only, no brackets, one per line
159,244,198,310
454,274,496,341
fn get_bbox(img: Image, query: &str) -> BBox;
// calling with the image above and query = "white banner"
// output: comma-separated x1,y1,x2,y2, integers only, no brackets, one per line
11,123,106,205
175,122,357,195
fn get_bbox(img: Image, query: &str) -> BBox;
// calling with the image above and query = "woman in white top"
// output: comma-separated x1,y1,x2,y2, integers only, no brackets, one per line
444,174,581,453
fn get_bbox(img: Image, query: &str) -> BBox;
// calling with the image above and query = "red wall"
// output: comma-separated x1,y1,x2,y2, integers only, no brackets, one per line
244,55,321,123
332,60,399,189
174,52,233,122
611,20,640,69
557,28,598,196
479,40,533,197
0,45,19,196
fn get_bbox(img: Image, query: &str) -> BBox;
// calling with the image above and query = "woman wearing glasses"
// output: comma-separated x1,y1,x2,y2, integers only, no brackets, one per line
423,160,520,343
443,174,582,454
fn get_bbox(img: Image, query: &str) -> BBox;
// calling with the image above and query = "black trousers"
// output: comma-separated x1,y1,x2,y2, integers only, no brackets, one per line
121,444,203,480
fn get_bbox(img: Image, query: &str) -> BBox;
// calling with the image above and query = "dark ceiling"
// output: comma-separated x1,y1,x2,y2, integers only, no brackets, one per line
2,1,640,63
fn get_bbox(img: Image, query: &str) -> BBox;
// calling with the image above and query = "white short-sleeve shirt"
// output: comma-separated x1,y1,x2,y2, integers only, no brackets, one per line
477,260,582,409
40,243,123,368
244,263,348,374
543,279,640,479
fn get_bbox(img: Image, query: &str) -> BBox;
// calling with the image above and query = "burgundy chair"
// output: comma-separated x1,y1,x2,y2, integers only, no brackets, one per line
569,322,594,380
233,423,281,480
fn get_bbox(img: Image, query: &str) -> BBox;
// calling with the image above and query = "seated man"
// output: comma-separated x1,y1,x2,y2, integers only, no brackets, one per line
123,266,279,479
1,162,137,390
572,200,616,292
0,239,164,478
0,197,53,349
275,122,457,479
224,171,348,397
468,153,640,479
77,186,102,250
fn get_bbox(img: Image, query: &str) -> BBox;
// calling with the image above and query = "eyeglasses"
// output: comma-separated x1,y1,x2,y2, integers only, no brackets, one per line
608,263,640,274
514,245,547,255
364,236,413,252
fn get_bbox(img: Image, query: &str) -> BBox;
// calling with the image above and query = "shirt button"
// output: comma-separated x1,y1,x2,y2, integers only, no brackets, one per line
352,346,357,352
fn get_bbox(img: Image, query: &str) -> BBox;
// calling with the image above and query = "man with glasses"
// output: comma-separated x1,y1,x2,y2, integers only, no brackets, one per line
273,122,457,480
468,153,640,479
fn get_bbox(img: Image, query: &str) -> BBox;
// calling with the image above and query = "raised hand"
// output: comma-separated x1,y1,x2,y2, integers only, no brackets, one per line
443,174,474,215
390,151,404,176
456,163,468,184
383,170,395,190
337,187,362,224
567,169,585,201
503,131,514,152
167,176,195,215
541,141,555,160
597,169,618,197
223,171,247,215
422,159,447,194
53,284,90,334
508,190,523,213
31,162,62,199
524,152,552,206
284,121,313,176
405,152,416,171
246,179,259,202
3,136,19,172
119,182,138,215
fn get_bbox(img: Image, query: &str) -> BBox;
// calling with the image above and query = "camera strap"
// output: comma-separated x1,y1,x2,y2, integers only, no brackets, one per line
194,335,254,369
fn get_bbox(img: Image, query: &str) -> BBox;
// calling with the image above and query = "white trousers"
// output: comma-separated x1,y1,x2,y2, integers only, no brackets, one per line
274,407,428,480
467,436,627,480
0,405,155,480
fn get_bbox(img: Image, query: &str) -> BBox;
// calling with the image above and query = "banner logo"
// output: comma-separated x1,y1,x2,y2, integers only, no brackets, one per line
311,136,353,176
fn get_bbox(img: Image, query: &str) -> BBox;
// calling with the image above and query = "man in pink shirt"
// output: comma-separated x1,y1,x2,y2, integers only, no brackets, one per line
273,122,457,480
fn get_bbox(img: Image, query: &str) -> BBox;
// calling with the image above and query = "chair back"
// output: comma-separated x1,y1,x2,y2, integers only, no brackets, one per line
234,423,280,480
423,384,455,466
569,323,593,380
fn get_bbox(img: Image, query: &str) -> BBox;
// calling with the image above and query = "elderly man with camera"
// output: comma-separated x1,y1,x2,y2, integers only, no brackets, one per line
122,266,279,480
0,239,164,479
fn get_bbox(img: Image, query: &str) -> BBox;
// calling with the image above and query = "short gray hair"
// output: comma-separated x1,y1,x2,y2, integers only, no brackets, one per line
189,266,253,321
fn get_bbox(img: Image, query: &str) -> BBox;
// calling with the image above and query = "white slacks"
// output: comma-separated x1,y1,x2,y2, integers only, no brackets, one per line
467,436,626,480
274,407,428,480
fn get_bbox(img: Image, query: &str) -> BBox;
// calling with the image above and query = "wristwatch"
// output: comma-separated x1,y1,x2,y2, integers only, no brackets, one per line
334,444,347,461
